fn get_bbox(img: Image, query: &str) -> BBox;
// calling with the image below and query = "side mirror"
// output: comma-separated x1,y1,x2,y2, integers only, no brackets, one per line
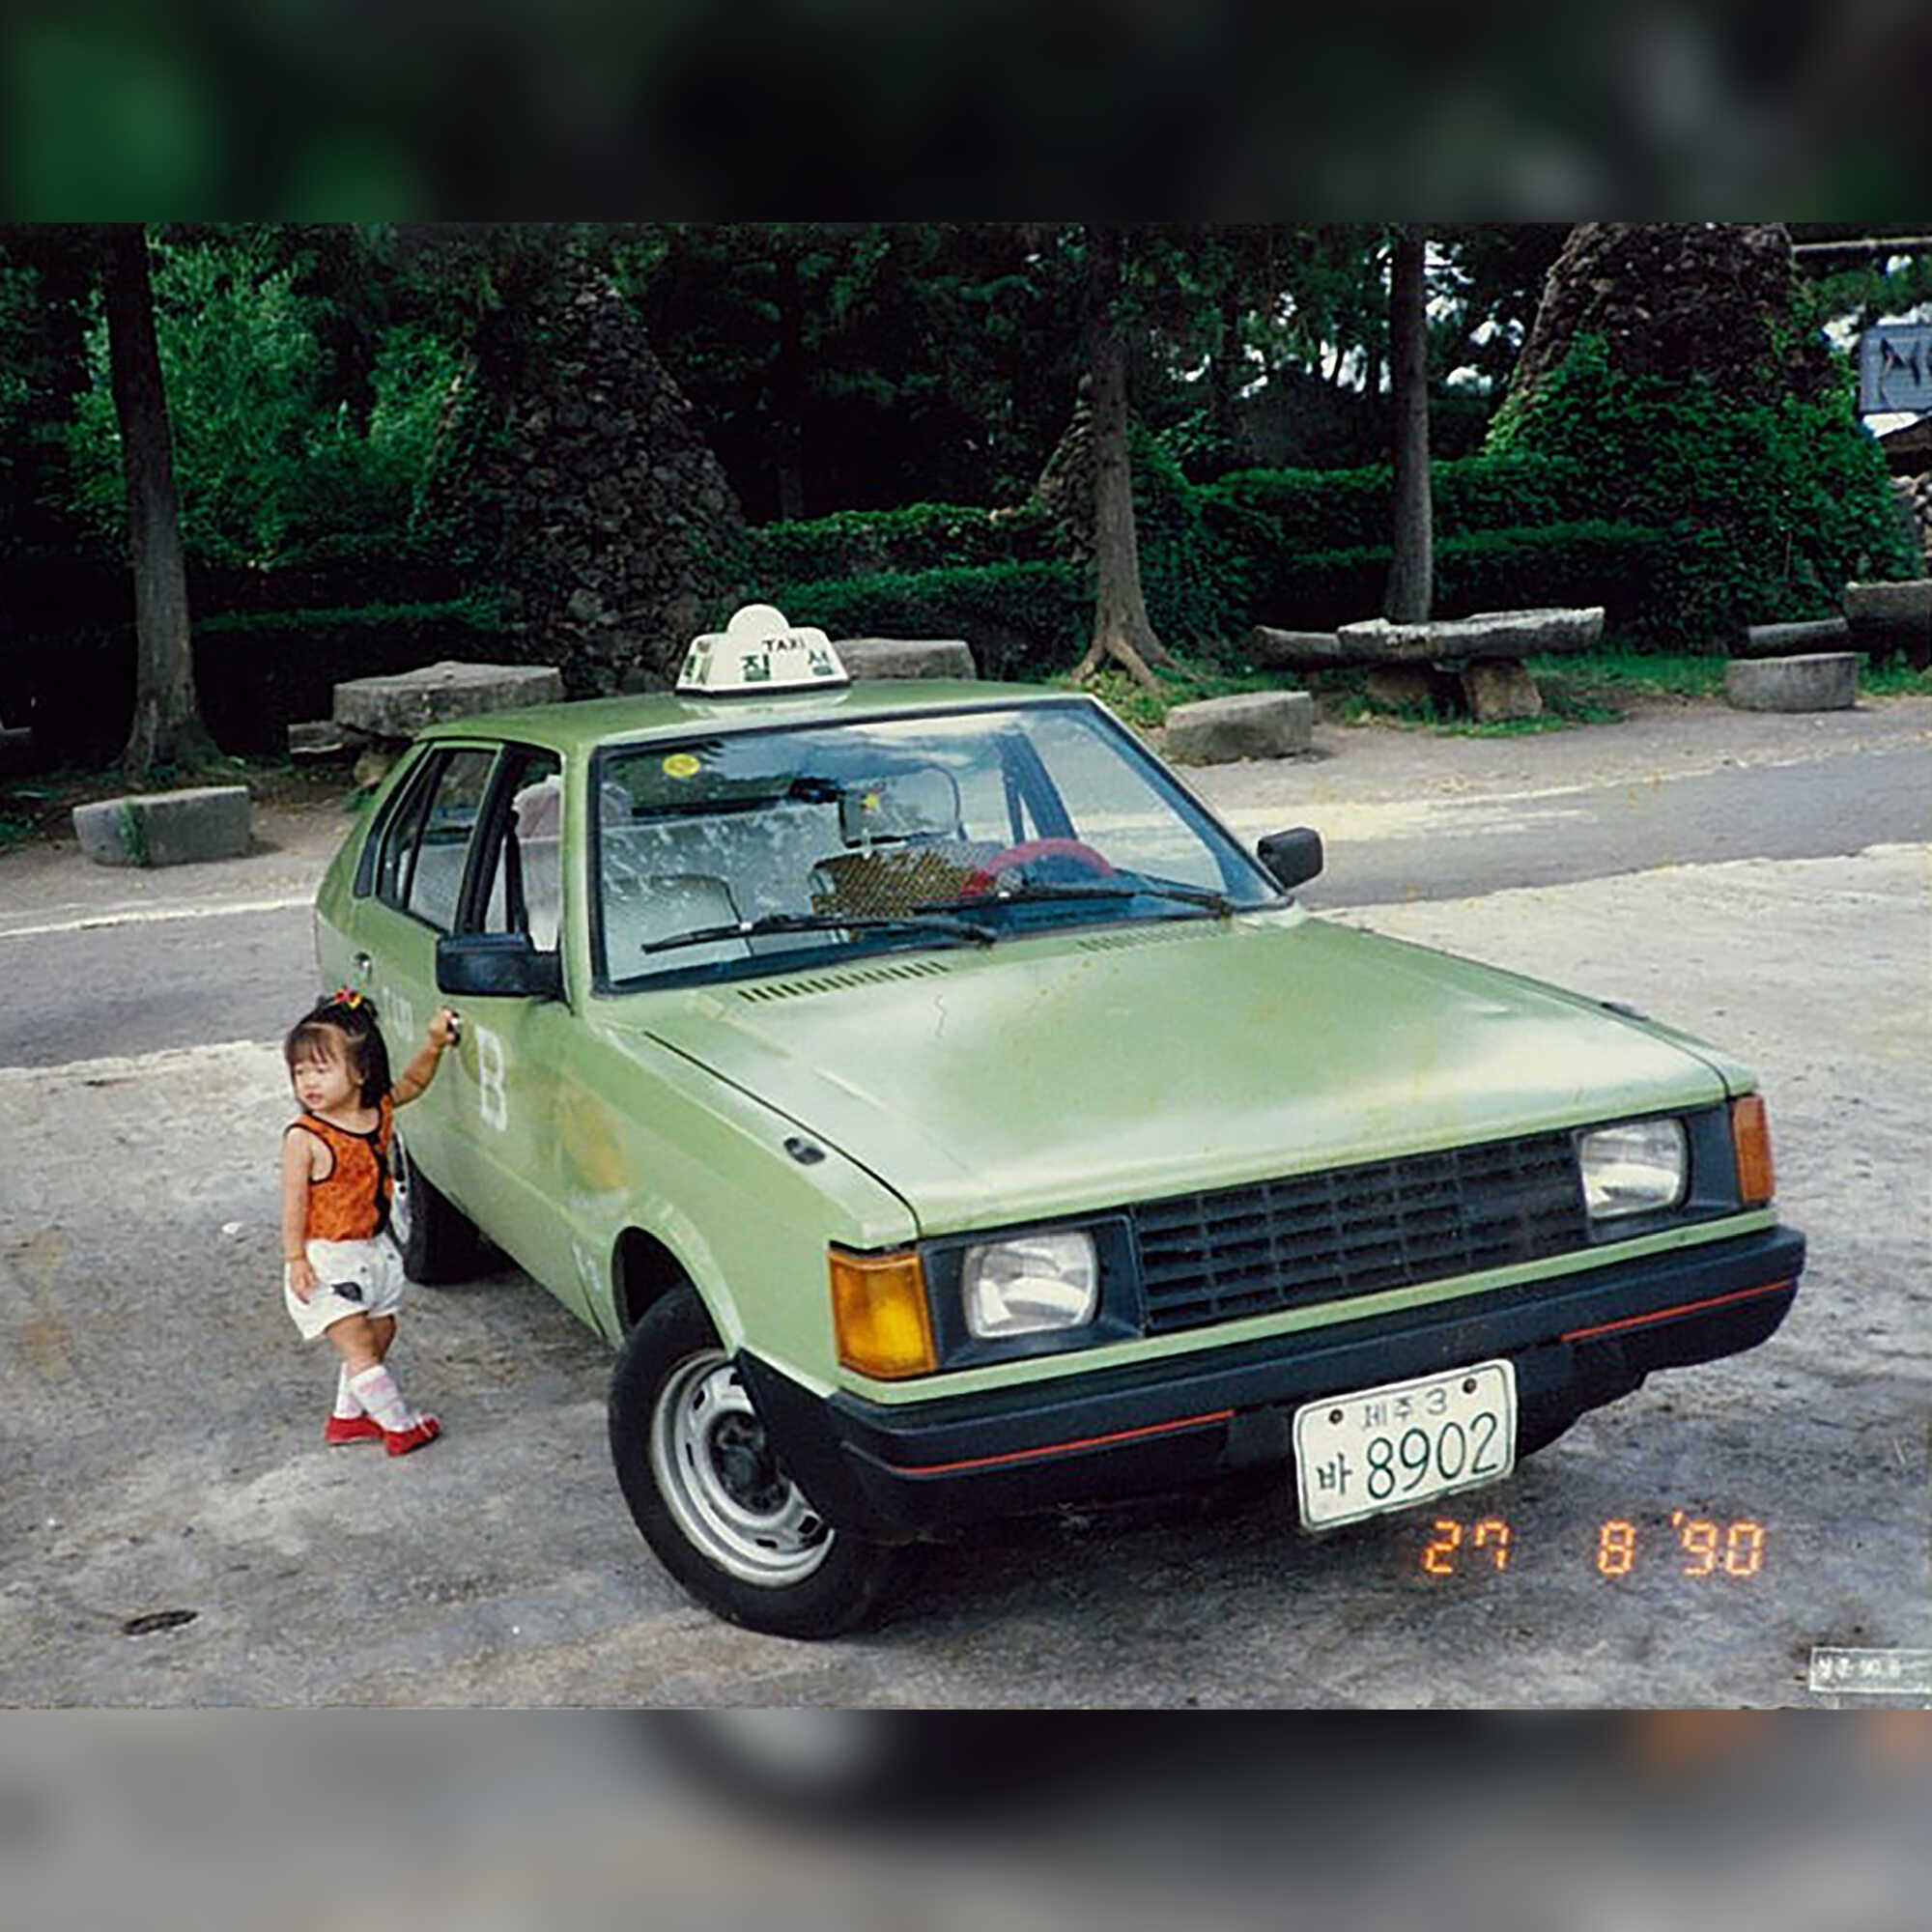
1257,827,1323,894
436,931,563,1001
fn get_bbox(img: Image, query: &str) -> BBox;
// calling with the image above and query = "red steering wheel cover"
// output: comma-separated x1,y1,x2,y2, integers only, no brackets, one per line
960,837,1114,897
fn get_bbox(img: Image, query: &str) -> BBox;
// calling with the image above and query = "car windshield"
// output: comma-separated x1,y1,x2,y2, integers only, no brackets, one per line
591,699,1280,987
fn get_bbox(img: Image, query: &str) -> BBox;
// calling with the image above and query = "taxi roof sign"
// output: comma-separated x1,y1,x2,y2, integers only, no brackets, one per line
677,603,849,696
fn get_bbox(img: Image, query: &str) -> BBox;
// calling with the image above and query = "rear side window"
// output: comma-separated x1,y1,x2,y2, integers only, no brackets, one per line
372,748,500,932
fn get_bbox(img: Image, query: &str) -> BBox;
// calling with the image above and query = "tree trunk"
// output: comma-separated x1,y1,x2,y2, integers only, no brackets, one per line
1209,278,1241,454
1384,226,1434,624
105,225,213,782
773,242,807,521
1073,226,1173,692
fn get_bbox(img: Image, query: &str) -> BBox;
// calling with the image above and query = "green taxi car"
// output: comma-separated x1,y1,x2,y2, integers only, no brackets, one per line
313,606,1803,1636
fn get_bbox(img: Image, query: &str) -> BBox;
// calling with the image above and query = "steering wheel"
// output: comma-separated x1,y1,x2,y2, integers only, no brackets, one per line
960,838,1115,897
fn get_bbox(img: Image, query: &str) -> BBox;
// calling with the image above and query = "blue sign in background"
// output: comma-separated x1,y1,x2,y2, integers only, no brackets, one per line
1859,323,1932,414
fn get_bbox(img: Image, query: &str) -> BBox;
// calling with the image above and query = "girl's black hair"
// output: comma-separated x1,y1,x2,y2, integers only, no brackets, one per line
283,994,393,1108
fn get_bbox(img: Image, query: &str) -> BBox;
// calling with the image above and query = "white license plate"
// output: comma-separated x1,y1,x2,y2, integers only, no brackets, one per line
1293,1360,1517,1530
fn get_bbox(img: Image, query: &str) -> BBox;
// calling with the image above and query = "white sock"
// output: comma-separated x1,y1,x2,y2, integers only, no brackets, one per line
348,1364,416,1432
333,1364,363,1419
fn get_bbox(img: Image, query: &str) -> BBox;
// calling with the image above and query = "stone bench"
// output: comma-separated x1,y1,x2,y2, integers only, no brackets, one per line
1723,653,1859,713
332,660,564,737
71,784,253,867
1843,580,1932,669
292,660,567,785
1163,691,1314,764
1737,617,1850,658
834,637,977,680
1247,607,1605,722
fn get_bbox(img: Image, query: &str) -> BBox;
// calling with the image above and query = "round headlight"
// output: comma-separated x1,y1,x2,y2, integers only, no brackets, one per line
962,1231,1098,1339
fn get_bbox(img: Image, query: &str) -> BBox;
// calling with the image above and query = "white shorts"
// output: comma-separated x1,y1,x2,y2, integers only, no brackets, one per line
283,1236,407,1343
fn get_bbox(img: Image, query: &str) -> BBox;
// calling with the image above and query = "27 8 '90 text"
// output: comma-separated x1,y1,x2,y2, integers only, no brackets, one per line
1422,1512,1767,1578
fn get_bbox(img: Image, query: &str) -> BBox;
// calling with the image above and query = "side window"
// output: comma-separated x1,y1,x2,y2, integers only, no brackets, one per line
372,753,439,906
376,748,498,932
1024,712,1226,891
474,750,565,952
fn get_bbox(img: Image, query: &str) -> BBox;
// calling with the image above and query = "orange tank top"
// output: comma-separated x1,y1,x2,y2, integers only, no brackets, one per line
288,1095,394,1241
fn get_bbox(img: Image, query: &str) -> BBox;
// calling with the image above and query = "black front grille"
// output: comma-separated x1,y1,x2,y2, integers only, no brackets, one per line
1130,1131,1588,1334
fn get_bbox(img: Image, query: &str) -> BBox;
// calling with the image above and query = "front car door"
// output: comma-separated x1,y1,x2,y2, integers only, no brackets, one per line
437,744,591,1320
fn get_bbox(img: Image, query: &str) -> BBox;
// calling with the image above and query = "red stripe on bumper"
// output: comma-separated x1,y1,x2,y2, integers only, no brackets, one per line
1561,1281,1793,1345
891,1407,1236,1479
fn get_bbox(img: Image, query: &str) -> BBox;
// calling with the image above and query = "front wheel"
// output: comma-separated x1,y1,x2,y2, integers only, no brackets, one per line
608,1285,902,1637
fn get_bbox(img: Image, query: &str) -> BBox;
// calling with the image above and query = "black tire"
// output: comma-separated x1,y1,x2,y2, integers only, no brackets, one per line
608,1284,902,1638
391,1133,485,1285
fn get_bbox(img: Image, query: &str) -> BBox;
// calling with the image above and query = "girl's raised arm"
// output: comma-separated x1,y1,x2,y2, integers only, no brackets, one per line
393,1009,461,1107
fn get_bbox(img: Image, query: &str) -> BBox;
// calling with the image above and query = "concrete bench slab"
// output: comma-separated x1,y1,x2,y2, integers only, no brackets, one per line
332,661,563,738
1164,691,1313,764
1843,580,1932,668
71,785,253,867
1738,617,1850,658
834,638,978,680
1724,653,1859,713
1250,606,1604,669
1337,606,1605,662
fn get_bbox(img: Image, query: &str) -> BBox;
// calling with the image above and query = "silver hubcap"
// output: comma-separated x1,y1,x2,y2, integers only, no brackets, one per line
649,1349,835,1587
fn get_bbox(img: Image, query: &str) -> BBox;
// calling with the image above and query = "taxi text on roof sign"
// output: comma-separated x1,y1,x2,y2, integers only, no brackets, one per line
677,603,850,696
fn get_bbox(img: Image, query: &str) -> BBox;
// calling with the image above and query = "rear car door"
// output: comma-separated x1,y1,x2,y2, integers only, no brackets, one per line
343,744,501,1193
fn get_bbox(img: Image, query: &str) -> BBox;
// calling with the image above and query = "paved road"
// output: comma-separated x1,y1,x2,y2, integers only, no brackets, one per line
3,701,1927,1065
2,697,1926,1706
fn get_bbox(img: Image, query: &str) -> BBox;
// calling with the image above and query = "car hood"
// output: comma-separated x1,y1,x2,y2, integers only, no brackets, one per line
615,912,1740,1235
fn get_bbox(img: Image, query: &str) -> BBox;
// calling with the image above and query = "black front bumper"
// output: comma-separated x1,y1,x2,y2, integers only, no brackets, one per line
739,1224,1804,1542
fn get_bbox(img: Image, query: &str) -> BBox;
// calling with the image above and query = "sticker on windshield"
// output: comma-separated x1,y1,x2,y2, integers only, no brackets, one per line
663,753,702,780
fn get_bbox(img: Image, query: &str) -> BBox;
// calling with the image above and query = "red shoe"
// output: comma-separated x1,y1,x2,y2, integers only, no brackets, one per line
324,1412,386,1446
384,1414,442,1457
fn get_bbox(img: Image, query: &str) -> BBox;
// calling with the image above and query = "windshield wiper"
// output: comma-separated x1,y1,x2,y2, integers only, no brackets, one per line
639,910,994,955
917,881,1243,917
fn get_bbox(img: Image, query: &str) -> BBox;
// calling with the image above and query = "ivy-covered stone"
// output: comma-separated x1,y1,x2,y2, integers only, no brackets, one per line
417,263,747,694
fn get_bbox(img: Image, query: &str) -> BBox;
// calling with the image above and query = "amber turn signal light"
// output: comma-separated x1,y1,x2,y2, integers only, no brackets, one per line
830,1248,937,1379
1730,1094,1775,1207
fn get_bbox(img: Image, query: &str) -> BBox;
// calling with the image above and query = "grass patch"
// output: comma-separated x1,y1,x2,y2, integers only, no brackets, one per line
1053,660,1280,734
1862,655,1932,696
1525,648,1728,700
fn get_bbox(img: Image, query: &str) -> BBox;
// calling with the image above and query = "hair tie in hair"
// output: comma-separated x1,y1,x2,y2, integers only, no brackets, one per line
327,986,366,1010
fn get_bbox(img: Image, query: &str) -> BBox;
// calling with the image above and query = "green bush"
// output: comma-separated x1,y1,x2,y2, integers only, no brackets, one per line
742,500,1054,583
1262,523,1671,634
1487,333,1918,642
752,389,1872,657
1124,426,1260,649
771,562,1087,681
1205,451,1591,554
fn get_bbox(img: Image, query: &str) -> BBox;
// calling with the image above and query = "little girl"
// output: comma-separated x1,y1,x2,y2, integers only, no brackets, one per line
280,990,460,1455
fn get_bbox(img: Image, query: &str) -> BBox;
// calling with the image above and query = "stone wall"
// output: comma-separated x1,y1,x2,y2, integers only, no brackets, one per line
1892,474,1932,567
421,264,748,696
1506,223,1837,412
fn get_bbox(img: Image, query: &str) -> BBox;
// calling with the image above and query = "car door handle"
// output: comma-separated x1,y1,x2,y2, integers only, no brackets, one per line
352,951,373,981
